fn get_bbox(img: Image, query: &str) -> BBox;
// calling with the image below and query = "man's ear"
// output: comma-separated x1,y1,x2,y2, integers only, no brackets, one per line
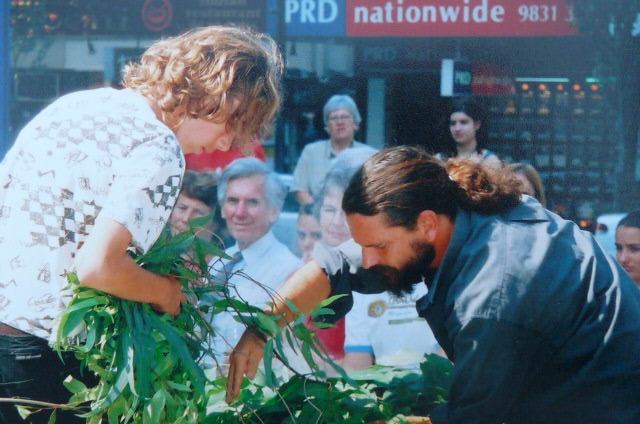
268,207,279,225
416,210,438,242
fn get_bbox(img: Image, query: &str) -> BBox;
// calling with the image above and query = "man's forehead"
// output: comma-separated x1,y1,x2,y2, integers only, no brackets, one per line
227,174,266,193
347,213,391,239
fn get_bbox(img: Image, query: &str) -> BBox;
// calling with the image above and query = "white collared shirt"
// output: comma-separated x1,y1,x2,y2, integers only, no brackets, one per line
208,230,302,357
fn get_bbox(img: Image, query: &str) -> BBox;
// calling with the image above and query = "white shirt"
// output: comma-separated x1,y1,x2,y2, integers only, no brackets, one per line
345,284,440,367
209,230,302,358
291,139,366,200
0,88,184,341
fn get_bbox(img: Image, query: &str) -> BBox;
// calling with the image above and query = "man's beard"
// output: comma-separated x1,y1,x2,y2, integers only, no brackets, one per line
369,240,436,297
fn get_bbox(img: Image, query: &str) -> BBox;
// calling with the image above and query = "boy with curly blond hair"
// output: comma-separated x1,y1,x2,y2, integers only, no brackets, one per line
0,25,282,423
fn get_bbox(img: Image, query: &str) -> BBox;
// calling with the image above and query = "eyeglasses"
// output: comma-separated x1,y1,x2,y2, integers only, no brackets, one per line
328,114,353,123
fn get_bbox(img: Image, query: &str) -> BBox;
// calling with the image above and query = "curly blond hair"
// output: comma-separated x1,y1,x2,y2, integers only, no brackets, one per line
122,25,283,150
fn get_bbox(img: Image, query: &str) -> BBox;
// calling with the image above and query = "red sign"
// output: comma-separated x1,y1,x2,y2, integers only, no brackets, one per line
346,0,577,37
142,0,174,32
472,64,516,95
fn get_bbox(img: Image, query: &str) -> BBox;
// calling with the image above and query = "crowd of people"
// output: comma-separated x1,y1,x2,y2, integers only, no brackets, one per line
177,89,640,388
1,24,639,424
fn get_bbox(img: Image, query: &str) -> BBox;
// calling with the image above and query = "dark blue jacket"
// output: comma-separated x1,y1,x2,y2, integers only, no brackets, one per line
317,197,640,423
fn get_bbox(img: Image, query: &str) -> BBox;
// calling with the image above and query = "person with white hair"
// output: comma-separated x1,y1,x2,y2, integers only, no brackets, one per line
292,94,369,205
207,157,301,369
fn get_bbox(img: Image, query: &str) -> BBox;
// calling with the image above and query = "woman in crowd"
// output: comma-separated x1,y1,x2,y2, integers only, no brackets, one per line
438,97,499,165
292,94,367,205
508,162,547,207
305,156,356,361
169,170,219,240
615,210,640,286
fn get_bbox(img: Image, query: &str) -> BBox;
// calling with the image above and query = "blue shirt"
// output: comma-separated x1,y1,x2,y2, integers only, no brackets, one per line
318,197,640,423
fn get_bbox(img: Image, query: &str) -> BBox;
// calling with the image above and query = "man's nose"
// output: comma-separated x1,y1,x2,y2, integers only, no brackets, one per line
234,201,248,216
362,248,379,269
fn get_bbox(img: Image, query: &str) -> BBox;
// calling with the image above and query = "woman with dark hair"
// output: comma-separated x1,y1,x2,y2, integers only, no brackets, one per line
169,170,219,240
438,97,500,165
615,210,640,285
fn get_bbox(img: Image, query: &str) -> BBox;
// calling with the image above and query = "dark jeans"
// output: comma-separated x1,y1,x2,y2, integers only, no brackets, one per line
0,334,92,423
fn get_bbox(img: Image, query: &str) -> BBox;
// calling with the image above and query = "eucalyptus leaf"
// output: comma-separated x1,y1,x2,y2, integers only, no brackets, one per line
63,375,88,394
143,389,166,424
47,410,56,424
263,339,276,388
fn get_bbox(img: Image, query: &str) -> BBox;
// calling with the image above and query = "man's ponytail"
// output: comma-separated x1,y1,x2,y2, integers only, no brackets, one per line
343,146,522,229
446,158,521,215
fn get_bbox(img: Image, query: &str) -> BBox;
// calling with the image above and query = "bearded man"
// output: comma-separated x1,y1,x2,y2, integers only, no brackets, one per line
226,146,640,424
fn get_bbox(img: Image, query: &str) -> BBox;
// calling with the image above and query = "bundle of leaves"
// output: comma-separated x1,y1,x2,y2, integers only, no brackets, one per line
50,217,344,423
204,353,453,423
52,225,226,424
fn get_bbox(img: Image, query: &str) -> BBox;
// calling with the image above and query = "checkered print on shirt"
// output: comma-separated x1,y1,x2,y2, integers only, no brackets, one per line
21,186,102,250
144,175,181,210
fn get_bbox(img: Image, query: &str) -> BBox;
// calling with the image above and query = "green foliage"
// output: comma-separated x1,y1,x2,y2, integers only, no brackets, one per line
52,225,226,423
48,221,343,422
54,278,209,422
205,354,453,423
42,218,453,423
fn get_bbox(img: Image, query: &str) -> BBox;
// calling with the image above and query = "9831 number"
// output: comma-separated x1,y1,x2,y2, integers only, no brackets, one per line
518,5,558,22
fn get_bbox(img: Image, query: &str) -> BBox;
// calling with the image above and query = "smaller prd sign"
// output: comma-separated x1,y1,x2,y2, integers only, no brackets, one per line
285,0,346,36
441,59,472,97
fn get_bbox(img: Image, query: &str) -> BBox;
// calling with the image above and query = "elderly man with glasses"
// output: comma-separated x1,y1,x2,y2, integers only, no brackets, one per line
292,94,369,206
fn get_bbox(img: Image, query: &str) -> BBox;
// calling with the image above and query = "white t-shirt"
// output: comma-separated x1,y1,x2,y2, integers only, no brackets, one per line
291,139,367,200
0,88,184,341
345,284,440,367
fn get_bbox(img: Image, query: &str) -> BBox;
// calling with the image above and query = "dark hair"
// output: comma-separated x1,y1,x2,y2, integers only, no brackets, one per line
181,170,218,209
441,97,488,157
450,97,485,122
617,211,640,230
343,146,522,228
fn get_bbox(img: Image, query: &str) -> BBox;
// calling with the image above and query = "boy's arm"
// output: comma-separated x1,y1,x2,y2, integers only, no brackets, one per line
75,216,184,316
